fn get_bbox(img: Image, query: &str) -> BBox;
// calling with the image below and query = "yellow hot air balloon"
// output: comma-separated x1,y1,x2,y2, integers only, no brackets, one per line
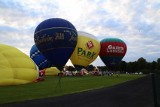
70,31,100,71
0,44,39,86
45,67,60,76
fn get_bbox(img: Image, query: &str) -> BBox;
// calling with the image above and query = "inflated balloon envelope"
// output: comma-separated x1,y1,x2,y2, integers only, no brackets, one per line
0,44,39,86
30,44,52,70
45,67,60,76
70,31,100,71
99,38,127,67
34,18,78,71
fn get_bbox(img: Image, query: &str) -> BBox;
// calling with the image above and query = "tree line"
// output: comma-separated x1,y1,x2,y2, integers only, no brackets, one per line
98,57,160,74
66,57,160,74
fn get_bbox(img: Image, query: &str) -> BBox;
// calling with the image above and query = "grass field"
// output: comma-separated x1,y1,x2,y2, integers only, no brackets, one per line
0,74,144,104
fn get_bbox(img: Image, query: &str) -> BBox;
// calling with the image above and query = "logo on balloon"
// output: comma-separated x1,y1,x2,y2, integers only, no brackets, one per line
35,30,77,46
77,47,96,59
107,45,124,53
86,41,94,49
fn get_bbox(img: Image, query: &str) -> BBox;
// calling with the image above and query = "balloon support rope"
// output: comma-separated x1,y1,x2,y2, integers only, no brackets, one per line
54,75,62,93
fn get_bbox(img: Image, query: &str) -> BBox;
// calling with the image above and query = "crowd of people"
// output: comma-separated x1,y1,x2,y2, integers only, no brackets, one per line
58,68,121,77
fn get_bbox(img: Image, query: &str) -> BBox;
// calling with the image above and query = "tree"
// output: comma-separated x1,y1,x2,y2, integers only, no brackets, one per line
86,65,95,71
151,61,157,70
157,58,160,63
119,61,127,73
157,58,160,70
66,66,75,71
97,66,108,71
137,57,147,70
126,61,138,73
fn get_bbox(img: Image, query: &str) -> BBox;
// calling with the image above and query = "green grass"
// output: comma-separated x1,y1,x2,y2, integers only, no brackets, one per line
0,74,144,104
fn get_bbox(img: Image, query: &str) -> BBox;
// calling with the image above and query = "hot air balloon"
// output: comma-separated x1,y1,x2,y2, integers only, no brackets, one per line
45,67,60,76
34,18,78,71
70,31,100,71
0,44,39,86
99,38,127,68
30,44,52,70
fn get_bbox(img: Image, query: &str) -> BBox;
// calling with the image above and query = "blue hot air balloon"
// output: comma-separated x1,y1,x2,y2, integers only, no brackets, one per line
34,18,78,70
30,44,52,70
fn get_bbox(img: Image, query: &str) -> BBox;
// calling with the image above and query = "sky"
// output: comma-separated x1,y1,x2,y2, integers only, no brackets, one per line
0,0,160,66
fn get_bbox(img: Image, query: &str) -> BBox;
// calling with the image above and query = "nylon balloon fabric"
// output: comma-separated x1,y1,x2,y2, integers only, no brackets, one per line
30,44,52,70
34,18,78,70
0,44,39,86
99,38,127,67
70,31,100,71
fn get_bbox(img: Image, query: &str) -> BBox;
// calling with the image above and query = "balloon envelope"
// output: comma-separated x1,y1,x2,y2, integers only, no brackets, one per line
34,18,78,70
45,67,60,76
70,31,100,71
99,38,127,67
30,44,52,70
0,44,38,86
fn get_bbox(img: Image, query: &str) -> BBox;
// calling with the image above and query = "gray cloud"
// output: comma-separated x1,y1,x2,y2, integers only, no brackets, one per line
0,0,159,66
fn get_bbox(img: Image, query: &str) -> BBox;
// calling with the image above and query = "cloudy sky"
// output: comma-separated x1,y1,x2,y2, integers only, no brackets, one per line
0,0,160,66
